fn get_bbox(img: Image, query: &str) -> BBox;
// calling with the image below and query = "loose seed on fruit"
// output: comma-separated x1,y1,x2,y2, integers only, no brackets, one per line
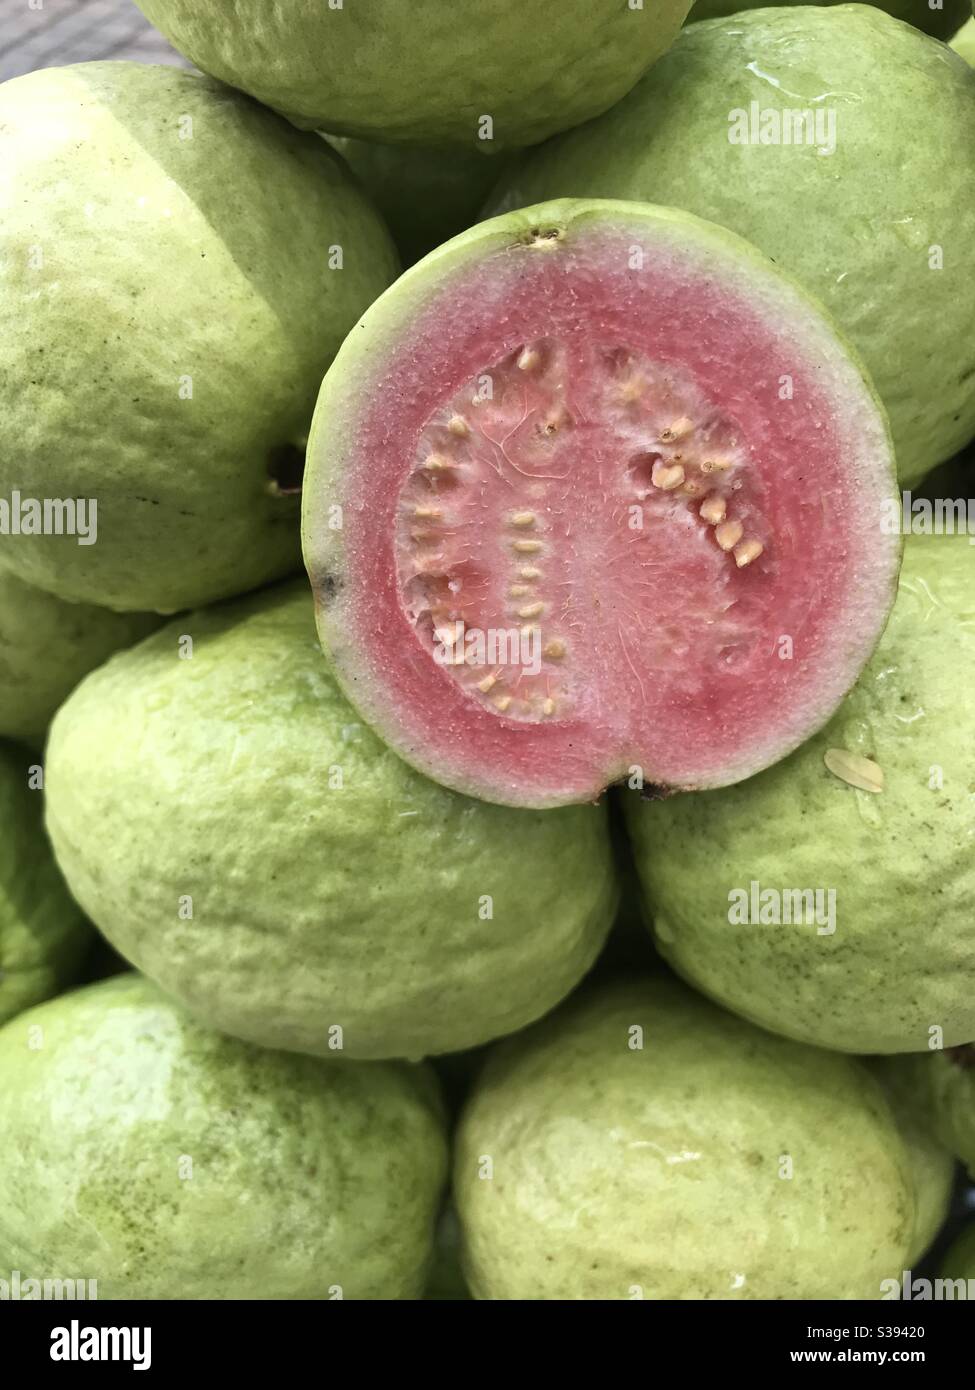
519,566,542,580
493,694,512,712
513,539,543,553
422,453,456,472
414,506,442,520
824,748,884,794
447,415,469,437
477,674,497,693
509,584,530,597
517,347,540,372
701,456,732,474
541,698,555,716
715,519,743,551
518,602,544,619
734,539,763,568
543,639,566,660
510,511,536,528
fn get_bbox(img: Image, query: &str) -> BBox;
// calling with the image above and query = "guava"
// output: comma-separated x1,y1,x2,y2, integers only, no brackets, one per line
0,62,397,614
895,1046,975,1177
454,977,915,1299
0,974,447,1299
624,533,975,1055
0,741,89,1027
324,137,512,267
44,579,616,1061
488,7,975,488
690,0,970,40
134,0,693,148
302,197,898,809
941,1224,975,1281
870,1062,957,1262
0,570,161,746
952,15,975,61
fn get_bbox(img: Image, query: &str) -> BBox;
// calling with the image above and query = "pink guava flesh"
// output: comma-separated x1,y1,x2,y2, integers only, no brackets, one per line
307,210,898,807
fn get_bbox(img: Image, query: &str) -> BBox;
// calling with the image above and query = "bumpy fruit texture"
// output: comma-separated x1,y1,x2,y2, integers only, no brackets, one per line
690,0,970,40
455,978,915,1299
0,570,160,745
44,581,616,1060
134,0,693,147
303,198,898,808
0,742,88,1026
941,1224,975,1281
625,534,975,1054
0,62,398,613
324,137,512,267
0,975,447,1299
489,7,975,487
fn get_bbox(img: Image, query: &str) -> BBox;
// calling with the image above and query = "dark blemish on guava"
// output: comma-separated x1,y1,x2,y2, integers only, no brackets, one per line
521,225,564,248
946,1043,974,1070
267,442,305,496
319,572,342,603
638,782,670,802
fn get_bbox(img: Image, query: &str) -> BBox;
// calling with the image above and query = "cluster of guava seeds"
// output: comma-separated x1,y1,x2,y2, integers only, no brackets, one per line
395,338,766,722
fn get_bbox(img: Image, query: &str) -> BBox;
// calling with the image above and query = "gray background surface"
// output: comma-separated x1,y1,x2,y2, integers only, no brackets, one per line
0,0,185,79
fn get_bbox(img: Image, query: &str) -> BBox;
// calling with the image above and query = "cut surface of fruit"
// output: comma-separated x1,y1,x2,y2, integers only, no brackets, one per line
303,200,900,808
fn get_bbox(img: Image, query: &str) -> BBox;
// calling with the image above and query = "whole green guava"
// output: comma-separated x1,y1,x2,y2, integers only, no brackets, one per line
489,6,975,486
690,0,970,40
0,62,397,613
0,742,88,1026
0,570,161,746
894,1046,975,1176
870,1063,957,1262
952,15,975,61
134,0,693,147
44,580,616,1060
0,974,447,1299
941,1224,975,1281
324,137,512,266
624,534,975,1054
455,978,915,1299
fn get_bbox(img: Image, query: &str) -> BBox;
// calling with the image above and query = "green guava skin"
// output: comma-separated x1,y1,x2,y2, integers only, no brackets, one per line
0,974,448,1300
623,534,975,1055
952,15,975,61
869,1062,956,1262
0,570,161,746
0,63,398,614
941,1224,975,1280
0,742,89,1027
324,137,512,266
690,0,970,40
134,0,693,148
489,7,975,487
44,580,617,1061
455,978,915,1300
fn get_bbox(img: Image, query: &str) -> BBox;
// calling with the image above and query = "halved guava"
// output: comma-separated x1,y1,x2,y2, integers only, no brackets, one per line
302,199,900,809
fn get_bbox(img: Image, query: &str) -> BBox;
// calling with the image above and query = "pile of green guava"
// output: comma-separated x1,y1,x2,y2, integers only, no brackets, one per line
0,1,972,1305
